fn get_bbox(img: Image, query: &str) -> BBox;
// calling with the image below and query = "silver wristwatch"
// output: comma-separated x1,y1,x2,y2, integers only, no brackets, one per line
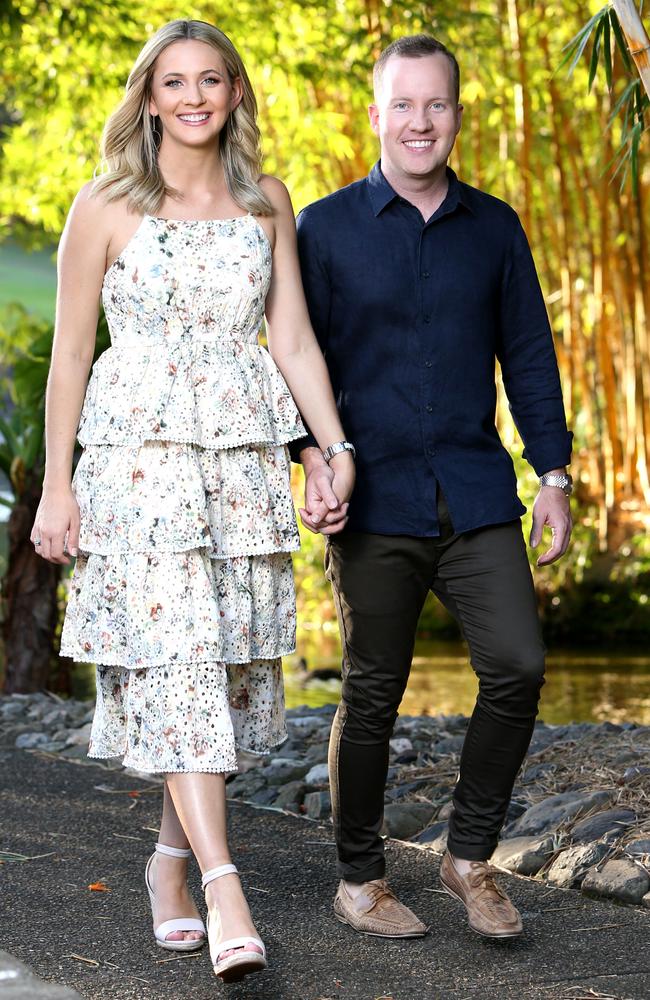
539,472,573,496
322,441,356,464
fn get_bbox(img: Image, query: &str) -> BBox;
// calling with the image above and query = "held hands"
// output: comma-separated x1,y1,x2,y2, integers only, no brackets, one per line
529,484,573,566
31,485,80,565
298,447,355,536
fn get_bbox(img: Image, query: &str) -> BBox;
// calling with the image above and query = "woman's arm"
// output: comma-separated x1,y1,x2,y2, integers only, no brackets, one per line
261,176,355,530
31,184,111,563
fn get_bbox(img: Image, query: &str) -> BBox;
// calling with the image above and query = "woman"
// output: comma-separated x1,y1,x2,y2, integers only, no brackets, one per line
31,18,354,984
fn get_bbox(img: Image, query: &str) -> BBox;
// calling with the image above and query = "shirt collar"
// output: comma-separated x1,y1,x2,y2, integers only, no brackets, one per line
366,161,474,217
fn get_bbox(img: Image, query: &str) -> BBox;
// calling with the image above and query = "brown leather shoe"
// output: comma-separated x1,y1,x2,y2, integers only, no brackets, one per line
439,852,523,938
333,879,428,938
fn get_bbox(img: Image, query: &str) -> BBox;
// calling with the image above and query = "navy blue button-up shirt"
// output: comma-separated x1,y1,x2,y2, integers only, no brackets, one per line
291,163,572,536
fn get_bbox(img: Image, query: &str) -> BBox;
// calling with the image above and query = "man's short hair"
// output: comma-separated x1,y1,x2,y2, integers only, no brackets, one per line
373,34,460,105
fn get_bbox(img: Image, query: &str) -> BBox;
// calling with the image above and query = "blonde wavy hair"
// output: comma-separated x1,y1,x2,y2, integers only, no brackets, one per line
93,19,273,216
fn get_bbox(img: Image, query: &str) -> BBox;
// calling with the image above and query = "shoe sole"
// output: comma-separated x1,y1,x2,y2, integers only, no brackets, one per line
215,956,267,983
440,878,523,939
155,938,206,952
334,911,428,938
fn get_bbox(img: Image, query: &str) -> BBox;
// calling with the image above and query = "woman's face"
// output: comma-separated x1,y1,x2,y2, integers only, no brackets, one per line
148,39,243,149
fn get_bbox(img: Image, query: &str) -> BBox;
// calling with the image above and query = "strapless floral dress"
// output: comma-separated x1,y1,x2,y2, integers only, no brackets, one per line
60,214,305,773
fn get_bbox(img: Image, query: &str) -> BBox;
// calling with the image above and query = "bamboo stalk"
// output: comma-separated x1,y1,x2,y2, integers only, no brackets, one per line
612,0,650,100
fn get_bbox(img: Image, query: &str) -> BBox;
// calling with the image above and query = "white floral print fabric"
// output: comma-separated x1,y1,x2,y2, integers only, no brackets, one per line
61,214,305,773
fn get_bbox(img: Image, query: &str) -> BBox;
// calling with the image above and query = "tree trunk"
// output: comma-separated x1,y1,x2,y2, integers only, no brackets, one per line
1,469,61,693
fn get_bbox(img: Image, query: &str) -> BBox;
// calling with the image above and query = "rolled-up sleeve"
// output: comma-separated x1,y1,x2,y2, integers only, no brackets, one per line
496,218,573,475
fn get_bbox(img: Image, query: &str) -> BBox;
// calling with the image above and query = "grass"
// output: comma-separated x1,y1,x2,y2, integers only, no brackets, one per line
0,240,56,320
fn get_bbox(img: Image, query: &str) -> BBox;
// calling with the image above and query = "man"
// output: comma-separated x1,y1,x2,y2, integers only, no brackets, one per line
291,34,573,939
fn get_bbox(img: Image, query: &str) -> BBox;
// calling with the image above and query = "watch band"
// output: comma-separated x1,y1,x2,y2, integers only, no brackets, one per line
539,472,573,495
322,441,356,463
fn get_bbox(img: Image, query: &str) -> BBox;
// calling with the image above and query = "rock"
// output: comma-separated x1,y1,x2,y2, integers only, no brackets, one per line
384,779,433,802
491,835,555,877
250,787,278,806
393,749,419,764
642,892,650,909
437,800,454,821
60,744,90,759
505,799,528,824
612,748,644,765
623,765,650,783
286,716,329,739
412,821,448,852
546,842,610,888
382,802,435,840
389,737,413,755
432,734,465,755
304,763,329,787
262,758,310,785
582,858,650,904
521,762,556,784
41,708,70,729
624,839,650,856
303,741,330,764
0,949,83,999
15,732,50,750
226,774,266,799
570,808,637,845
504,789,613,838
304,790,331,819
0,702,25,721
274,780,306,812
64,722,93,746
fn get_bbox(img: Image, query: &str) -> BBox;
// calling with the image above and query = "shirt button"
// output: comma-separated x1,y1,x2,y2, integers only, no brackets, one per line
424,360,432,368
423,314,431,323
422,271,430,279
426,404,433,413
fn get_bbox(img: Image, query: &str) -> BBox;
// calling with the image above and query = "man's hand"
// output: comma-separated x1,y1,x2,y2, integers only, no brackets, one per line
298,447,354,536
529,475,573,566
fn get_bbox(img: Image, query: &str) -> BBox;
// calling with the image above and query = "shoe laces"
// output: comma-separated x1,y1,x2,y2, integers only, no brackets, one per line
467,863,508,902
364,879,397,906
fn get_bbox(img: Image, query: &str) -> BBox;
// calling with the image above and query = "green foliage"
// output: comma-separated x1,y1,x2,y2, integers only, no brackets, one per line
1,0,649,646
0,303,109,509
561,4,649,191
0,304,52,503
0,0,476,237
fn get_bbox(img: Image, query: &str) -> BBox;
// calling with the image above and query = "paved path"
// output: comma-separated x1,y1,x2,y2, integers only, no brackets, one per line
1,748,650,1000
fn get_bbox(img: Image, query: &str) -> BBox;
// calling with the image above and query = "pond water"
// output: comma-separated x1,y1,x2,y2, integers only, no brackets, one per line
71,641,650,726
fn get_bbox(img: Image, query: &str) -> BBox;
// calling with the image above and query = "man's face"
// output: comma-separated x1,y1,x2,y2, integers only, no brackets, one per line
369,53,463,183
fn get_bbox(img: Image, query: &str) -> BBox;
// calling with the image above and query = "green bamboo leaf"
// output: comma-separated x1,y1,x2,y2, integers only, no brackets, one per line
558,6,609,76
0,495,14,508
588,18,604,91
609,79,639,124
609,8,633,73
631,121,642,192
603,14,612,89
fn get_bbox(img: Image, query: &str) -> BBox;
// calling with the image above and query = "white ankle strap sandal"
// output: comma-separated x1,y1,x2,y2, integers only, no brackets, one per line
202,863,267,982
144,843,206,952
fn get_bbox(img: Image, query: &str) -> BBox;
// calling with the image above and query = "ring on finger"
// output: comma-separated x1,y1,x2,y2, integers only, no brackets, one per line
34,538,42,547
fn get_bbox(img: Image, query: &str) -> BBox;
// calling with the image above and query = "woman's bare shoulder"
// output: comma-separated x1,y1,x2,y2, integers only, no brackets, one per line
259,173,293,212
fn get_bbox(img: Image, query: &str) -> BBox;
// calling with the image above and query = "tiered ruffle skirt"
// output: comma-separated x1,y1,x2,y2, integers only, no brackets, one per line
60,340,305,773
